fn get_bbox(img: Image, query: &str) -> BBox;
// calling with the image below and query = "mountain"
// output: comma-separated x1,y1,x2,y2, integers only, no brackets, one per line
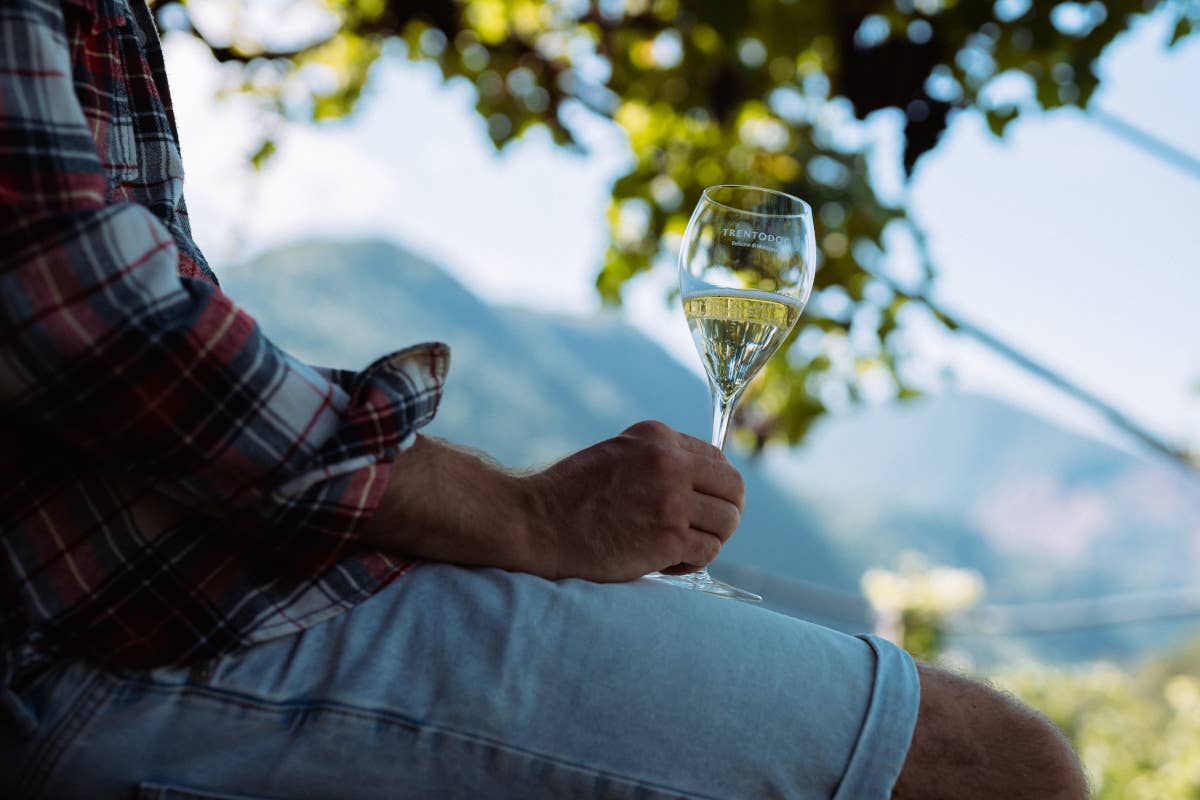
772,395,1200,662
774,394,1200,597
220,240,1200,663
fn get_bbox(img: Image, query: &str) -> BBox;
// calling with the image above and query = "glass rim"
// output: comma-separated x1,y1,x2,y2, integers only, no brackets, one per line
701,184,812,219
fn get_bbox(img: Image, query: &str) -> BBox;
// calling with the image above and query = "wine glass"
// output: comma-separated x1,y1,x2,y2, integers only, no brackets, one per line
646,185,816,601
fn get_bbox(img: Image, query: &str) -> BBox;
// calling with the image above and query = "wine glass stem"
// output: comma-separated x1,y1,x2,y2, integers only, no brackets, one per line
710,387,743,450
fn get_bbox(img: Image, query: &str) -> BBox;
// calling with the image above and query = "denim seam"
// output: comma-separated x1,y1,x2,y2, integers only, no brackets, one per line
18,670,117,800
116,677,720,800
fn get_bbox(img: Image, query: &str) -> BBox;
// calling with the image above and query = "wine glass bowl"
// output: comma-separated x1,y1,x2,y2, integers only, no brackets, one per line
679,185,815,309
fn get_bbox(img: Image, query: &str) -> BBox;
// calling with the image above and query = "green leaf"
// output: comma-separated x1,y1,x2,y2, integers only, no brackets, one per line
1169,14,1194,47
931,307,960,331
986,106,1020,138
249,138,276,171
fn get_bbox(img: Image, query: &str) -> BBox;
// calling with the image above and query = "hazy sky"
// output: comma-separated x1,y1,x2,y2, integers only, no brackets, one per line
167,7,1200,455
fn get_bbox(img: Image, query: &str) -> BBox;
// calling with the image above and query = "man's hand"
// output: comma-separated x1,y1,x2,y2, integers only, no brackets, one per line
362,421,745,582
520,420,744,581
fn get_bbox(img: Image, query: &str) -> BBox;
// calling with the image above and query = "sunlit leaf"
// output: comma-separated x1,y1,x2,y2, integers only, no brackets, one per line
249,137,276,170
1170,14,1194,47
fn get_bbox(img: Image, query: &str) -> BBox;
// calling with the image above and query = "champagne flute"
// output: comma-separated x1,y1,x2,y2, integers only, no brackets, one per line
647,185,816,601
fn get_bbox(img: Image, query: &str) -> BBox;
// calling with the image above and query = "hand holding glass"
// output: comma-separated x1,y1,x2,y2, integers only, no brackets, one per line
646,185,816,601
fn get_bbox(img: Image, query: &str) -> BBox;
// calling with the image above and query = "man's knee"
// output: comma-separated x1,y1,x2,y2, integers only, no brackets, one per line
893,663,1088,800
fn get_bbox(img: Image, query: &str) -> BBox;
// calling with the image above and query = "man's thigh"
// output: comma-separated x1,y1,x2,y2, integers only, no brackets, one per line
11,564,919,800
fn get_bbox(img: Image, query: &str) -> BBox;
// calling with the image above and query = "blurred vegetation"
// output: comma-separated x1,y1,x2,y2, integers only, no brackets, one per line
156,0,1199,446
999,658,1200,799
862,550,985,660
864,554,1200,798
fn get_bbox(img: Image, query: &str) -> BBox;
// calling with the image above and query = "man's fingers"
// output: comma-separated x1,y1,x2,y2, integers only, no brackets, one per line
673,430,727,461
661,530,724,574
689,456,746,511
688,491,740,542
658,428,744,511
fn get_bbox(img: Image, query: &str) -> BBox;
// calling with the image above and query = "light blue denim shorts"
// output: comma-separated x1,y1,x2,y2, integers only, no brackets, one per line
2,563,920,799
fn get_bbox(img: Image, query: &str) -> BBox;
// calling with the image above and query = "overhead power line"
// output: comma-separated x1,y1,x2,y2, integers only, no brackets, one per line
950,585,1200,636
864,105,1200,475
863,259,1197,473
1089,106,1200,183
709,565,1200,638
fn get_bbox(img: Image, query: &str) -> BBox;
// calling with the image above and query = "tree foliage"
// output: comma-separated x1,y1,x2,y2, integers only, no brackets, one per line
158,0,1199,446
999,656,1200,799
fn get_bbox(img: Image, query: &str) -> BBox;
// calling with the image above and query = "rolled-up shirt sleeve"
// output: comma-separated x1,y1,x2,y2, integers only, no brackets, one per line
0,0,447,560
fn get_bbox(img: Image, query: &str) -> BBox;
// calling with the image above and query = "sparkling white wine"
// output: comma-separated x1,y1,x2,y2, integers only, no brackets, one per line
683,289,803,399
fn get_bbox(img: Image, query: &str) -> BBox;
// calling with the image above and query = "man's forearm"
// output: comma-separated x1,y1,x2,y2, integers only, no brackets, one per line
362,435,536,572
362,422,746,583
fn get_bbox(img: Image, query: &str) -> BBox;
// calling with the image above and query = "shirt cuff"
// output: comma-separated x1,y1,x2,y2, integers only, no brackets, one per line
275,342,451,501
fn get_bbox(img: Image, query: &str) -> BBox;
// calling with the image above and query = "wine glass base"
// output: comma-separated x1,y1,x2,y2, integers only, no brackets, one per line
643,571,762,602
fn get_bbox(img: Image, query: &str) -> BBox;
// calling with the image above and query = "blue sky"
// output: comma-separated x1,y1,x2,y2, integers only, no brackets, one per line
166,7,1200,456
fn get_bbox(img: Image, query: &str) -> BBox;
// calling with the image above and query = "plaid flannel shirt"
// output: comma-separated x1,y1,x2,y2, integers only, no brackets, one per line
0,0,449,705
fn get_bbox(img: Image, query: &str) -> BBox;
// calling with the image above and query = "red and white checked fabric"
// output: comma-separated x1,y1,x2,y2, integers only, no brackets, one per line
0,0,448,687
